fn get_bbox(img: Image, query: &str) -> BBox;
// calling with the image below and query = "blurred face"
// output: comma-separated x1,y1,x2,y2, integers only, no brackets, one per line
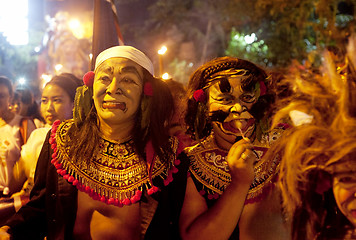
0,84,11,118
41,84,73,125
207,70,258,146
93,58,144,127
333,166,356,227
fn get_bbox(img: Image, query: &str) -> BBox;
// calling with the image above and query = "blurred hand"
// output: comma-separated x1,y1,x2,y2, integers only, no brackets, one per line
0,226,10,240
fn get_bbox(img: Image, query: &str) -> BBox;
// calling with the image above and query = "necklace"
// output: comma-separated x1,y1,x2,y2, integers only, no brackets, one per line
50,120,180,207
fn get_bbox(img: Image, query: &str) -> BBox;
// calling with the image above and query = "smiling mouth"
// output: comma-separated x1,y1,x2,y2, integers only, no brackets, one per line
102,101,127,111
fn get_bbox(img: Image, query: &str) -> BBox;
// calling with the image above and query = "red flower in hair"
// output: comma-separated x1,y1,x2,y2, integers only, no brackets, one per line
83,71,95,87
259,81,267,96
315,171,332,195
193,89,206,103
144,82,153,96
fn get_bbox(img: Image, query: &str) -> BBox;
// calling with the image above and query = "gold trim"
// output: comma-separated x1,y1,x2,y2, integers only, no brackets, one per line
54,120,178,201
187,131,282,202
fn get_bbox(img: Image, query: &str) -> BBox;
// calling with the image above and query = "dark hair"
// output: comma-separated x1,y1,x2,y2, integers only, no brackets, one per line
67,68,174,166
0,75,13,97
185,56,273,140
47,73,83,102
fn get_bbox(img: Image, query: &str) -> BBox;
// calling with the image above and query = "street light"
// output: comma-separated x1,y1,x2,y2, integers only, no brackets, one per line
158,46,167,77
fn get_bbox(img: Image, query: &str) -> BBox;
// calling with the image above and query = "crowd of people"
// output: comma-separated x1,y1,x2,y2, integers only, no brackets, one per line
0,36,354,240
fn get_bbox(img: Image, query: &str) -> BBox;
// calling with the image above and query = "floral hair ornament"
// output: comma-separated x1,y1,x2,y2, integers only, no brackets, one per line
83,71,95,87
315,171,332,195
259,81,267,96
73,71,94,126
144,82,154,96
193,89,207,103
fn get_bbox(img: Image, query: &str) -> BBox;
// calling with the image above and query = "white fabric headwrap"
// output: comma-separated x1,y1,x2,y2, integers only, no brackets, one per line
95,46,154,75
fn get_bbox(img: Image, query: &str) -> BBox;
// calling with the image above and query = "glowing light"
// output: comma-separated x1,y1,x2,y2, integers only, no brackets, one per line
69,19,80,30
158,46,167,55
41,74,52,88
18,77,26,85
0,1,29,45
244,33,256,44
188,62,194,67
162,73,170,79
55,64,63,72
34,46,41,53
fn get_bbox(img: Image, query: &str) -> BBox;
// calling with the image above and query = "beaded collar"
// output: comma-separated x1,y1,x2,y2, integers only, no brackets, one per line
186,128,283,204
49,120,181,207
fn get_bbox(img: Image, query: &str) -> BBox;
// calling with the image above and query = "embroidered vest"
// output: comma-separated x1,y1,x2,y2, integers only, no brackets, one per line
186,128,283,204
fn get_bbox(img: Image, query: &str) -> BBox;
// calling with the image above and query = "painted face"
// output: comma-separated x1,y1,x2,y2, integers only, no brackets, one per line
207,72,258,146
41,84,73,125
0,84,11,118
93,58,144,127
333,166,356,227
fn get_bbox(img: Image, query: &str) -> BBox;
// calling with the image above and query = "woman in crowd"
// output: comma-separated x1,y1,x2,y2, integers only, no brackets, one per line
13,73,83,199
11,88,45,128
0,76,36,198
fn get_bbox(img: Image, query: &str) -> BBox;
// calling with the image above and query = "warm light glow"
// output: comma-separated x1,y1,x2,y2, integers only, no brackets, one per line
69,19,84,39
41,74,52,88
55,64,63,72
162,72,170,79
158,46,167,55
0,0,29,45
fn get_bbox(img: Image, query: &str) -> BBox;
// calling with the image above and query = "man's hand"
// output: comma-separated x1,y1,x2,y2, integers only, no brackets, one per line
226,138,256,185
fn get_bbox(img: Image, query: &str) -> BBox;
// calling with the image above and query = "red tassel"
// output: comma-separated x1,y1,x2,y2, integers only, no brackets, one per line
107,198,115,205
122,198,131,205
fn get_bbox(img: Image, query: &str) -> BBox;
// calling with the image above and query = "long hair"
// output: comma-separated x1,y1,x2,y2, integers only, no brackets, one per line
67,68,174,165
185,56,273,140
265,46,356,240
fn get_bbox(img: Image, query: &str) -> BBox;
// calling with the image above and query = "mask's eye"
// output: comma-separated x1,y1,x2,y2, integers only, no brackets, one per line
211,94,234,103
335,173,356,188
240,94,256,103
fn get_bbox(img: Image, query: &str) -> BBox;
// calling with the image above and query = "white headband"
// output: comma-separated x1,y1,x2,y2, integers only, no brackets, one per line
95,46,154,75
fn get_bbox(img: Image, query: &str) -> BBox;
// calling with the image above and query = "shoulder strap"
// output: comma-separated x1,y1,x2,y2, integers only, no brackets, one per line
19,117,35,146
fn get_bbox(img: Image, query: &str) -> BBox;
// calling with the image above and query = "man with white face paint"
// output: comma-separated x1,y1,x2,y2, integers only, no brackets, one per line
0,46,189,240
179,57,290,240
